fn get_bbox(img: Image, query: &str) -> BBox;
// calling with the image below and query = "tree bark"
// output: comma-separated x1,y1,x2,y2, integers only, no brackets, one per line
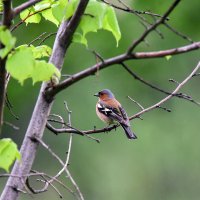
0,1,89,199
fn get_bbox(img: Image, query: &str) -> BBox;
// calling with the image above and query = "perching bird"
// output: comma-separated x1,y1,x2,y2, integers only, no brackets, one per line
94,89,137,139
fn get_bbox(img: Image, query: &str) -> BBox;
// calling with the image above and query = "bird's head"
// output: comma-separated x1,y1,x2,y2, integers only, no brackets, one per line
94,89,115,100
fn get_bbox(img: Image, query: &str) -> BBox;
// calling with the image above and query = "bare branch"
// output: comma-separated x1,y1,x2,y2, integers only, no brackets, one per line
102,0,168,19
127,96,144,110
35,137,82,200
164,22,194,43
4,121,19,130
13,0,42,17
38,32,57,45
0,1,90,200
47,118,100,142
28,32,47,46
130,61,200,120
63,101,84,200
122,63,200,106
46,61,200,136
46,41,200,97
11,7,51,32
127,0,181,53
0,0,13,134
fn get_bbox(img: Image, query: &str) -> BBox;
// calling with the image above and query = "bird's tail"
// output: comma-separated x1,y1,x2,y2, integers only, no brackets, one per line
120,124,137,139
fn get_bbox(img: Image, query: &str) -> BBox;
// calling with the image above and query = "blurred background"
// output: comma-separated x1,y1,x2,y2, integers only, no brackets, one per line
1,0,200,199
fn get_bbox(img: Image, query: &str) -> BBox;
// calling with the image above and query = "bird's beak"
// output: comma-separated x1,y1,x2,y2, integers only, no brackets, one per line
94,93,99,97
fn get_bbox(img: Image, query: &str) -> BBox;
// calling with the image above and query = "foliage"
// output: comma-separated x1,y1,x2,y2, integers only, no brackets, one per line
20,0,121,46
0,26,16,59
0,138,20,172
0,0,120,173
1,0,200,200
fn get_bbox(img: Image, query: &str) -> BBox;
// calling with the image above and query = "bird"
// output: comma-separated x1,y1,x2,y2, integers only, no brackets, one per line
94,89,137,139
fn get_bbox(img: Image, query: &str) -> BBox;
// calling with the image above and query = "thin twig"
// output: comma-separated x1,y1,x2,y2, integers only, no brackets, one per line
47,118,100,143
103,0,167,39
45,41,200,98
35,137,80,199
28,32,47,46
102,0,168,19
1,1,90,200
48,102,73,187
11,7,51,32
0,0,13,135
38,32,57,45
122,63,200,106
130,61,200,120
127,96,144,110
127,0,181,53
49,114,65,128
64,101,84,200
47,61,200,136
164,22,194,43
13,0,42,17
4,121,19,130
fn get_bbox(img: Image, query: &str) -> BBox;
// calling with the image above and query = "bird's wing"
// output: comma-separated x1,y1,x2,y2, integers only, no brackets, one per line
97,102,128,126
118,106,130,124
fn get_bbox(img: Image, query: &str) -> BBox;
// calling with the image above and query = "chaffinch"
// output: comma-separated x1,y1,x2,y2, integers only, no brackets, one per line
94,89,137,139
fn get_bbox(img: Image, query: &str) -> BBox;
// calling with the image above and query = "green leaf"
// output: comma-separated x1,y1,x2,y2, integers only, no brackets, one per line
0,1,3,12
52,0,68,23
7,45,59,85
102,6,121,46
73,32,88,46
41,8,59,26
0,28,16,58
73,0,121,47
79,1,106,36
165,55,172,60
30,45,52,59
32,60,60,84
65,0,79,19
20,8,41,25
52,0,79,23
6,47,35,84
0,138,21,172
34,1,51,11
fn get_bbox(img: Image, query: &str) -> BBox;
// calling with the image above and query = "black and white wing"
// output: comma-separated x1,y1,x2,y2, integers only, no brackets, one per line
97,102,137,139
97,102,127,125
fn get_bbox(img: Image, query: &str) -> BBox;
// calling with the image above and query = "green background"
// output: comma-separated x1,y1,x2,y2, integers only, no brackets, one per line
1,0,200,199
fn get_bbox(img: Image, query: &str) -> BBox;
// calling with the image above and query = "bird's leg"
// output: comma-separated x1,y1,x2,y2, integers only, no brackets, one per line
104,122,118,133
103,124,111,133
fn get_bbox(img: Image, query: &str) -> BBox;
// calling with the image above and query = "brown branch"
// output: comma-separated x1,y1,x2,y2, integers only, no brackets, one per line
38,32,57,45
122,63,200,106
34,137,82,200
0,1,90,200
164,22,193,43
0,171,74,196
47,117,100,142
127,0,181,53
2,0,13,26
103,0,167,40
11,7,51,32
102,0,168,19
46,41,200,97
47,122,119,135
130,61,200,120
0,0,13,134
46,61,200,136
63,102,84,200
13,0,42,17
28,32,47,46
44,103,84,199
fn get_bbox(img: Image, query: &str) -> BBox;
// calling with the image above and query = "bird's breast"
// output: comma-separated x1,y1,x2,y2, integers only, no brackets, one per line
96,105,113,124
